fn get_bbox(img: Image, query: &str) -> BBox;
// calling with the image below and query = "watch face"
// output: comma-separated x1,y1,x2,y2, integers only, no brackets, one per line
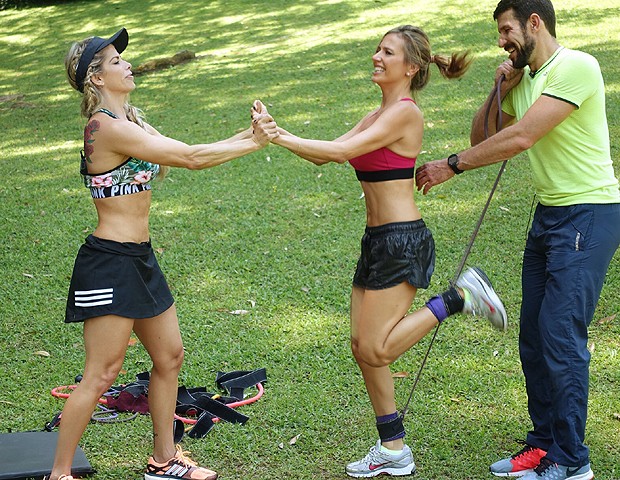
448,155,461,173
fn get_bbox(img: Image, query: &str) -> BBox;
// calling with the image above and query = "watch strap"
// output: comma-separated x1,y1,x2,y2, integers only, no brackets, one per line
448,153,464,174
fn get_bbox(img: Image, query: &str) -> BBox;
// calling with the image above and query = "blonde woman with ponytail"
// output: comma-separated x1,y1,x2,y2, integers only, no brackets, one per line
49,28,277,480
257,25,507,477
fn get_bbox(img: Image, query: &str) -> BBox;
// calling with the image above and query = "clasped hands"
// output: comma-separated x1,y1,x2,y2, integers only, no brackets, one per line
250,100,279,146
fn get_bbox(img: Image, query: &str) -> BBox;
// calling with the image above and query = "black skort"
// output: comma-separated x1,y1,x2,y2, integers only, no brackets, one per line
353,220,435,290
65,235,174,323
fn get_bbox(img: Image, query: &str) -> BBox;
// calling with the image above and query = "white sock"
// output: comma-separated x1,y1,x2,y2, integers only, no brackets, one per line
380,444,403,455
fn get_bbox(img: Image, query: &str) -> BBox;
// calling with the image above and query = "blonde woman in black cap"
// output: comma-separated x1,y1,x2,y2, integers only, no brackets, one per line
48,28,277,480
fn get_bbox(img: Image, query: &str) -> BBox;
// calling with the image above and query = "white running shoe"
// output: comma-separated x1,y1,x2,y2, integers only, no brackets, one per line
456,266,507,331
345,440,416,478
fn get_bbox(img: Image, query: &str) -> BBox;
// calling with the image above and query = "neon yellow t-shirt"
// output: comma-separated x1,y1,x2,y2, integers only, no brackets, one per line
502,47,619,206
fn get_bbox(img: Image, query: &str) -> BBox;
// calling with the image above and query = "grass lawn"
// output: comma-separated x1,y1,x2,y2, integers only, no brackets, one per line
1,0,619,479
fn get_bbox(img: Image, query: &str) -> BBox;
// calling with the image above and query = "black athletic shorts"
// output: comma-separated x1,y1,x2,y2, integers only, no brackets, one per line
353,220,435,290
65,235,174,323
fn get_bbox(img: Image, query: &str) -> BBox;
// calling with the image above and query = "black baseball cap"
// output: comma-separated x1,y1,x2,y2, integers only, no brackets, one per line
75,27,128,93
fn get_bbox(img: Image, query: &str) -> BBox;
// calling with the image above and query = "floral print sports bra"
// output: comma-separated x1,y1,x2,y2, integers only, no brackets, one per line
80,108,160,199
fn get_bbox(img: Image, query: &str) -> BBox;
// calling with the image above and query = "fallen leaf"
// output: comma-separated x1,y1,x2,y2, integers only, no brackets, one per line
392,371,409,378
23,273,34,278
499,206,510,212
597,314,616,325
156,248,165,254
613,413,620,421
248,300,256,308
289,434,301,445
301,287,310,293
588,342,595,353
278,442,284,449
450,397,462,403
229,309,250,315
127,337,139,346
34,350,50,357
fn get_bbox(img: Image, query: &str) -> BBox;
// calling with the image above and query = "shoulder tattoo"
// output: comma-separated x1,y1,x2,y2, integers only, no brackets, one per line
84,119,101,163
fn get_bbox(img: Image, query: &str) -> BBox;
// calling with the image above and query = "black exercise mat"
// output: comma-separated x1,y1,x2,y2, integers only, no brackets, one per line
0,431,94,480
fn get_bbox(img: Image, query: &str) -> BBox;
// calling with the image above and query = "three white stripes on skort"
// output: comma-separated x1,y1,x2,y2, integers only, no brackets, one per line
75,288,113,307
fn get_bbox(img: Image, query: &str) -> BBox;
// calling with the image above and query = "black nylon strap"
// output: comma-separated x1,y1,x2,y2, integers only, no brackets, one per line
376,415,405,442
188,395,249,425
216,368,267,400
173,419,185,444
187,412,216,439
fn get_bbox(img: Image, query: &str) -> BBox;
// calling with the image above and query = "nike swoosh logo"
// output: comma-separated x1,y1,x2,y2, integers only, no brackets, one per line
566,467,584,477
369,463,389,471
482,298,496,313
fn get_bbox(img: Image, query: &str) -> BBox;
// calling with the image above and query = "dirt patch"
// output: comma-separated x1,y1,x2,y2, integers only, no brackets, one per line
0,94,35,109
133,50,197,76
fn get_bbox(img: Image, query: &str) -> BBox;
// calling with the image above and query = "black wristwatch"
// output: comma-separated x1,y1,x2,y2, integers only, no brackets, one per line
447,153,464,174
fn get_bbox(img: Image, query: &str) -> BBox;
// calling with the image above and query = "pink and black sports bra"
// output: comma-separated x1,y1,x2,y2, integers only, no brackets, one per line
348,98,417,182
80,109,160,199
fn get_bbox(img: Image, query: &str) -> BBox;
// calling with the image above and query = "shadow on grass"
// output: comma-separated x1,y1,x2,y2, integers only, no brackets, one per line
0,0,83,10
2,0,618,332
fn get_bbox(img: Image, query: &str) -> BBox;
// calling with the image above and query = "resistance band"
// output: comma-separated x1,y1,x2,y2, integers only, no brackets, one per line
402,75,507,418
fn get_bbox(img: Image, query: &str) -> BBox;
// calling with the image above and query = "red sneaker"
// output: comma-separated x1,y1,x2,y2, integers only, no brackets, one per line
490,444,547,477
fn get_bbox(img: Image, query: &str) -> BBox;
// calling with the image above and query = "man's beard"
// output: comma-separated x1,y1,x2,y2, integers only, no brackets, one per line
512,31,535,69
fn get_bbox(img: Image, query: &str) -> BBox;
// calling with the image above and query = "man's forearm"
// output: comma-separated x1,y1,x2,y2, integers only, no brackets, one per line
461,121,531,170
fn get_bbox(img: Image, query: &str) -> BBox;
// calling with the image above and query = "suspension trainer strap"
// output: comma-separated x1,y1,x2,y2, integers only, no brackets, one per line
402,76,507,419
216,368,268,401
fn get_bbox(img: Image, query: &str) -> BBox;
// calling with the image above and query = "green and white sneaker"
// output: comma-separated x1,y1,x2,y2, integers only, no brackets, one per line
456,266,507,331
345,440,416,478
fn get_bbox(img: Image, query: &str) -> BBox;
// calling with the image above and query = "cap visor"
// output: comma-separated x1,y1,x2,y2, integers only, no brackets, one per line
108,28,128,54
